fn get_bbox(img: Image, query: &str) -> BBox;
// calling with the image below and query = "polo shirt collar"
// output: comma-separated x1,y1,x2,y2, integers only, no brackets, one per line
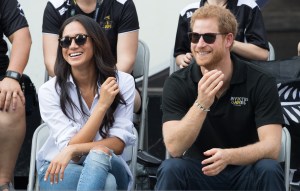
190,54,246,85
230,54,247,85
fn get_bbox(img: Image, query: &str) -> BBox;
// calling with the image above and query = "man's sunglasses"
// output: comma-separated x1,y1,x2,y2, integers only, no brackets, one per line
59,34,90,48
188,32,227,44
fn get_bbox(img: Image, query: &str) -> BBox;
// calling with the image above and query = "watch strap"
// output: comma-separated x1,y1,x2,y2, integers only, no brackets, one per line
5,70,22,82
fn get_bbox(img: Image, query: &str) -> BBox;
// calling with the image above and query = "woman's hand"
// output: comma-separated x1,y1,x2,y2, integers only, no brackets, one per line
44,145,75,184
98,77,119,109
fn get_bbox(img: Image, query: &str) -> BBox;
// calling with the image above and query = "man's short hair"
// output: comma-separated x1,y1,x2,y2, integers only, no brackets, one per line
190,5,238,38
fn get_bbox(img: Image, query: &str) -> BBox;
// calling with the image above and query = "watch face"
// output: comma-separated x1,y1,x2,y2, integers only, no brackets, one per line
11,72,19,78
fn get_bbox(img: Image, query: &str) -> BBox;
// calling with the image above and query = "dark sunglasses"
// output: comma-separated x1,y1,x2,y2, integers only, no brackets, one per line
59,34,90,48
188,32,227,44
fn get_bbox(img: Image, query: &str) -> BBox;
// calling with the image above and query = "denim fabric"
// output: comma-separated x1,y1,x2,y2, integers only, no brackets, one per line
155,157,285,190
38,150,129,190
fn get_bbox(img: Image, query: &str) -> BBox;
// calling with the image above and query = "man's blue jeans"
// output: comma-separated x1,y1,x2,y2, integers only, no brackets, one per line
155,157,285,190
38,150,129,190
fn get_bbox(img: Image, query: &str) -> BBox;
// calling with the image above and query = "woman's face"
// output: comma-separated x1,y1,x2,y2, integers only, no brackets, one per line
61,21,94,70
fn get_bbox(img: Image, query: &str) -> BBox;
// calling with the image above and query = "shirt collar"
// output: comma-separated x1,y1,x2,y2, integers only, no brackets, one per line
190,53,246,85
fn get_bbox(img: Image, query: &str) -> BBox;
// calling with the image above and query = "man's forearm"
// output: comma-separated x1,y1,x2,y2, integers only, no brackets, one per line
163,103,208,157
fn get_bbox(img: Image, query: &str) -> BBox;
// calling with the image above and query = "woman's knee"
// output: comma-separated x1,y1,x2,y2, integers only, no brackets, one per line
84,146,113,169
91,145,112,155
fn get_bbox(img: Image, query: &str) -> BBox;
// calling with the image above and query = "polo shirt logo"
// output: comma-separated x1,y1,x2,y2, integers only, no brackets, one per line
101,15,113,30
231,97,248,106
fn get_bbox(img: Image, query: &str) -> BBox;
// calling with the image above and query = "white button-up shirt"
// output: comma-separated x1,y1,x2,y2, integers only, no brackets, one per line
37,71,136,189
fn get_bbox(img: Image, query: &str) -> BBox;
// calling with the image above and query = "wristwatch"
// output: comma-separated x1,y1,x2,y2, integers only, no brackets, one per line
5,70,22,82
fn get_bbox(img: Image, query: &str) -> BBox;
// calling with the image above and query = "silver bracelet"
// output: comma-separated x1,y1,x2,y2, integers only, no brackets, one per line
195,101,210,112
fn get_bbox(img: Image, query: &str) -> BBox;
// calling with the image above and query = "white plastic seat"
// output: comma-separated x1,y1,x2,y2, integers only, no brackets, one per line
132,39,150,151
279,127,291,191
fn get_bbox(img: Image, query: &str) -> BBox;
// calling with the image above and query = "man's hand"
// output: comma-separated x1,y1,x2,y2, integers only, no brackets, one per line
176,53,193,68
201,148,229,176
0,77,25,111
196,70,224,110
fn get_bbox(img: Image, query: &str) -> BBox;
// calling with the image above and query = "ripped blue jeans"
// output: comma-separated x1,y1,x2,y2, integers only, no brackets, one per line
38,149,129,190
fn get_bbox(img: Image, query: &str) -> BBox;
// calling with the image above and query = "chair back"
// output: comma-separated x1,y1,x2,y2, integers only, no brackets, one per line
27,123,49,191
278,127,291,191
268,41,275,61
132,39,150,150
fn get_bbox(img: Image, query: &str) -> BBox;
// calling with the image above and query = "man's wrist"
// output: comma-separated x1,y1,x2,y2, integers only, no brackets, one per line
194,100,210,112
5,70,22,82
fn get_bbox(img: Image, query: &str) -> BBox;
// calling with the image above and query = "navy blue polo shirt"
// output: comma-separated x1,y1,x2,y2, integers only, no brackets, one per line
162,55,284,159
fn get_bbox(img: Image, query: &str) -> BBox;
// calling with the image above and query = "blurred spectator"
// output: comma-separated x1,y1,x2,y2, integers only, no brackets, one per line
0,0,31,190
174,0,269,68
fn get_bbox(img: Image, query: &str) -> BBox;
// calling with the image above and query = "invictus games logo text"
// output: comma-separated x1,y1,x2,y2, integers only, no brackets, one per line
231,97,248,106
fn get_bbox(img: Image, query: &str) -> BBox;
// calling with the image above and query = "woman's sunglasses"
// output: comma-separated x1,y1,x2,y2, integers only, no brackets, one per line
188,32,227,44
59,34,90,48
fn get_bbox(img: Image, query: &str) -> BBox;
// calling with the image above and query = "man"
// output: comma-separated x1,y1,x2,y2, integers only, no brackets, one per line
174,0,269,68
0,0,31,190
156,5,284,190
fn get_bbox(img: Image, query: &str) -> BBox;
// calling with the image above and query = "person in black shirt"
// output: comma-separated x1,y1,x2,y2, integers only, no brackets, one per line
42,0,141,113
0,0,31,190
174,0,269,68
156,5,284,190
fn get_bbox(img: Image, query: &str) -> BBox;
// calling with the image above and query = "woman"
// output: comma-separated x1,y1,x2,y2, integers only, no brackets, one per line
37,14,136,190
42,0,141,113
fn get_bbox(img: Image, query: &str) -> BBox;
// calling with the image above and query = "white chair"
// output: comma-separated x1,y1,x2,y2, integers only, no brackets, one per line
268,41,275,61
27,123,139,191
279,127,291,191
132,39,150,151
169,52,179,76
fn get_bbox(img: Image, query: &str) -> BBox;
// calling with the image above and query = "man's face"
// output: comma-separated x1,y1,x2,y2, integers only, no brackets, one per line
190,18,226,69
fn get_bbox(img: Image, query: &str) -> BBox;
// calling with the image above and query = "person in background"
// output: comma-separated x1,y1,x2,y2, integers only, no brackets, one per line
0,0,31,190
37,15,136,190
298,42,300,56
256,0,269,8
174,0,269,68
156,5,284,190
42,0,141,113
